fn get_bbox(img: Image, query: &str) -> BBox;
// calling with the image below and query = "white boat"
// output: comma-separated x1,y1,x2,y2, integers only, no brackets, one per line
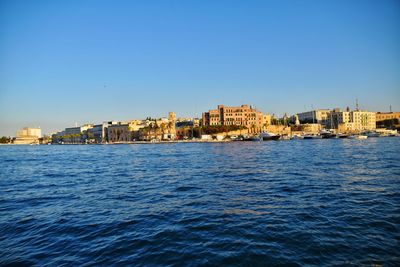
365,132,380,138
215,135,224,141
320,129,336,139
348,135,368,139
376,129,398,136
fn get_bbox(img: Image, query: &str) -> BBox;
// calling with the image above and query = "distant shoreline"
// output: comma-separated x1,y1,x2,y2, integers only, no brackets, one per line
0,140,233,146
2,136,400,146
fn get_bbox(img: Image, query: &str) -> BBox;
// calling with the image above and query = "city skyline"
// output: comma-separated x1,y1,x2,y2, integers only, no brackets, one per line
5,104,396,137
1,0,399,136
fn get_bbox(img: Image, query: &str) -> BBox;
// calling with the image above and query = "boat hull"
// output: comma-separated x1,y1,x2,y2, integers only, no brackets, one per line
321,134,336,139
262,136,280,141
303,135,322,139
242,137,261,141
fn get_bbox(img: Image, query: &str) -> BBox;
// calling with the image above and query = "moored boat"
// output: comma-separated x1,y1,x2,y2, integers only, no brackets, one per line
320,130,336,139
303,134,322,139
242,135,261,141
260,132,280,141
348,135,368,139
365,131,380,138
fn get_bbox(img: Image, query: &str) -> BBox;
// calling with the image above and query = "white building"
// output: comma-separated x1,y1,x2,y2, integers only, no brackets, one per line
87,121,118,143
297,109,330,125
17,127,41,138
327,108,376,132
14,127,42,144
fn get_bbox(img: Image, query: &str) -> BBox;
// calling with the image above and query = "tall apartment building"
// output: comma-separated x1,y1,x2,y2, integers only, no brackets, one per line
327,108,376,132
202,104,263,133
352,110,376,131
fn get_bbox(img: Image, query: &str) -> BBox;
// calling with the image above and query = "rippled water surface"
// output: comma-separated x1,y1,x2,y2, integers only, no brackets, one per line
1,138,400,266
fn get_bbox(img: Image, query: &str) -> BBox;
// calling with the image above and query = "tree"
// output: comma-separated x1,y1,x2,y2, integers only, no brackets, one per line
376,118,399,128
0,136,10,144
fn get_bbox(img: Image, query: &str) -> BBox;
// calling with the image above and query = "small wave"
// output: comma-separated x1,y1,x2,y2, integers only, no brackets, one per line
0,260,35,267
175,186,200,192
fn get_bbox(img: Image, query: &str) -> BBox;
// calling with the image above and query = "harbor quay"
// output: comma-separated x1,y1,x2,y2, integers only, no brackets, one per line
2,104,400,145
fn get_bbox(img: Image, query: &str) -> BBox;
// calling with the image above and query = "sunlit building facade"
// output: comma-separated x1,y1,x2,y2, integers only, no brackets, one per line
297,109,330,125
202,104,264,133
14,127,42,144
327,108,376,132
376,112,400,122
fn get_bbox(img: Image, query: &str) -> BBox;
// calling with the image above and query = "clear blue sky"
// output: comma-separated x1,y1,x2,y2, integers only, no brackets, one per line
0,0,399,136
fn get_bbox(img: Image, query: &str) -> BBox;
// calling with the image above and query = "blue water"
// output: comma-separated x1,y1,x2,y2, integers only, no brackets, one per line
1,138,399,266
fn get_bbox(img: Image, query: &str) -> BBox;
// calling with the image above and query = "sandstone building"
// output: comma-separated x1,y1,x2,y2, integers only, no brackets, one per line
14,127,42,144
376,112,400,122
202,104,264,133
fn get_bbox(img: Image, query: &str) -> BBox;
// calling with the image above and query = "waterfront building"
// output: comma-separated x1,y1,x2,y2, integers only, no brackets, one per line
17,127,41,138
139,112,177,141
62,124,93,143
327,108,350,129
327,108,376,133
64,124,93,135
87,121,118,143
108,120,144,143
297,109,330,125
14,127,42,144
376,112,400,122
51,131,65,144
262,114,272,129
351,110,376,131
176,117,213,139
175,126,193,139
202,104,264,133
176,117,200,127
376,111,400,129
106,112,177,142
